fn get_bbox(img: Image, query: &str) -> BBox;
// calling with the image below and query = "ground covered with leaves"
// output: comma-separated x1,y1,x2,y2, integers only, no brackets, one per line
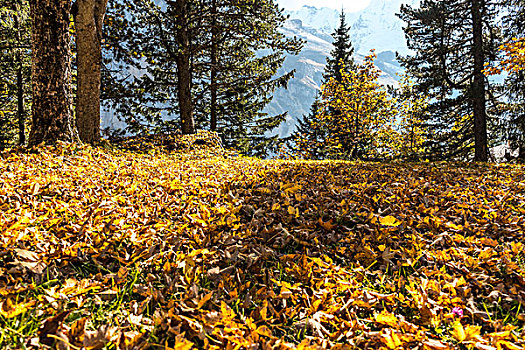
1,137,525,350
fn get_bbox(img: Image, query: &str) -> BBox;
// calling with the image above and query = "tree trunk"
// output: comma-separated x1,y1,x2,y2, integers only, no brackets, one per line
471,0,488,162
17,63,25,146
14,13,25,146
74,0,108,144
210,0,218,132
175,0,195,135
28,0,77,146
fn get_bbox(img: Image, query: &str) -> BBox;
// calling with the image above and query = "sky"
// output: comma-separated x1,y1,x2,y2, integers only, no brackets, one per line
276,0,372,12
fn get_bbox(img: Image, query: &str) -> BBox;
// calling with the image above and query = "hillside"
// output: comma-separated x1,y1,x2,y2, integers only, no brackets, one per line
1,140,524,349
268,0,418,137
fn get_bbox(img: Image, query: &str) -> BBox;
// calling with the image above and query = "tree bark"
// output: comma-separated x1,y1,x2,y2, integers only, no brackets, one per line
17,63,25,146
28,0,77,146
74,0,108,144
471,0,488,162
29,0,78,146
174,0,195,135
14,13,25,146
210,0,218,132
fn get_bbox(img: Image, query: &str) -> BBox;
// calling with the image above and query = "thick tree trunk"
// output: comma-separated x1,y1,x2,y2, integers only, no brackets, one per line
210,0,218,132
74,0,108,144
471,0,488,162
175,0,195,135
28,0,77,146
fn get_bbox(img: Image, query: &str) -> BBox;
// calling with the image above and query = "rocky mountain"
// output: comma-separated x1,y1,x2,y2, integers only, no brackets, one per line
268,0,419,138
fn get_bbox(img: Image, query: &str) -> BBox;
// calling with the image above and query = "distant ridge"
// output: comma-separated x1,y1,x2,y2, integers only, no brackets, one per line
267,1,419,138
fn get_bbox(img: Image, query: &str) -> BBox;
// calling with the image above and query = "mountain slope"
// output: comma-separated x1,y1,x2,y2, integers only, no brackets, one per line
269,0,417,137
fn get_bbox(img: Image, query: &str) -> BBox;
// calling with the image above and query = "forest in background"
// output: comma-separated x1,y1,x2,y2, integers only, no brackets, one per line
1,0,524,161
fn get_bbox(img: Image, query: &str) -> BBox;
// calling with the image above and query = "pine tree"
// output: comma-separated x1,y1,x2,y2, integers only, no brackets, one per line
292,94,328,159
398,0,501,161
102,0,301,155
194,0,302,155
293,9,356,159
323,9,356,83
0,0,31,148
499,0,525,156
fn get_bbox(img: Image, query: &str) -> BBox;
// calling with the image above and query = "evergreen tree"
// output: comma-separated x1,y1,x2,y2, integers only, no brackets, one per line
194,0,302,156
293,9,356,159
323,9,356,83
0,0,31,148
499,0,525,156
102,0,302,155
398,0,501,161
292,94,328,159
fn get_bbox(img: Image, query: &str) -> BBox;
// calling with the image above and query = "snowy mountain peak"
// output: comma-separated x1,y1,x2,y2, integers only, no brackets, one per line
285,0,419,55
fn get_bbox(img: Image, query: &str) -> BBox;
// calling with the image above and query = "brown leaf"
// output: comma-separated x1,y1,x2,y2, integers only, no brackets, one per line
83,325,119,350
38,311,70,347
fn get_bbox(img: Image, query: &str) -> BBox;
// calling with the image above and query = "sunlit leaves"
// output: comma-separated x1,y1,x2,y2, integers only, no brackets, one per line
0,298,35,319
485,38,525,75
0,140,524,349
379,215,402,227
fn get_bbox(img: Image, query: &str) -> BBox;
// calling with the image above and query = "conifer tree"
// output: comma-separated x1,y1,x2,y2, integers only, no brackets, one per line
194,0,302,155
0,0,31,148
102,0,301,155
293,9,356,159
323,9,356,83
292,94,328,159
499,0,525,155
398,0,501,161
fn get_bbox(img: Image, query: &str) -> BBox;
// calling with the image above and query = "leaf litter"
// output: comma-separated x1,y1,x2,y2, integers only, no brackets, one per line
0,136,524,349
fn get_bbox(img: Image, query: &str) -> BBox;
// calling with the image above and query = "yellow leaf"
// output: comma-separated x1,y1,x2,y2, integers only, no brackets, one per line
318,218,335,231
165,335,194,350
288,206,299,217
0,298,34,319
450,321,481,343
375,310,399,328
284,184,301,194
463,324,481,341
422,339,451,350
445,222,463,230
260,300,268,320
383,330,402,349
499,341,523,350
163,261,172,273
256,325,272,337
380,215,401,227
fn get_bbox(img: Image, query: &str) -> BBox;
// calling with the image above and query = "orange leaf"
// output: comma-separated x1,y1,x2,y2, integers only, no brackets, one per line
318,218,336,230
